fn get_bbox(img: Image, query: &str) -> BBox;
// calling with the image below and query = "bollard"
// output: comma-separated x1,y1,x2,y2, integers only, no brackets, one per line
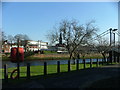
27,63,30,79
68,60,70,72
57,61,60,73
44,62,47,75
76,60,79,70
4,64,8,83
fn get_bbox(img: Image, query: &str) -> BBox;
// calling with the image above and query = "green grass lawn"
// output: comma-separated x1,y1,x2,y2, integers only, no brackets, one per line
1,63,103,80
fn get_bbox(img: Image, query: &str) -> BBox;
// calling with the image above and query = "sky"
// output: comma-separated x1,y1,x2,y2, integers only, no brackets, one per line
2,2,118,43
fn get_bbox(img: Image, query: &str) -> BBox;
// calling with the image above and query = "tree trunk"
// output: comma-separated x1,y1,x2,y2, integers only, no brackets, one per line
102,53,106,62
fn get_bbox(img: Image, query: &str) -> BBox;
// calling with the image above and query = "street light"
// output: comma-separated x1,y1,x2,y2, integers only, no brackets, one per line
109,28,118,63
113,29,118,47
109,28,118,46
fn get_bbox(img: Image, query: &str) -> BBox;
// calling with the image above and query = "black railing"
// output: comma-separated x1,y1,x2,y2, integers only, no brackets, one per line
3,58,120,83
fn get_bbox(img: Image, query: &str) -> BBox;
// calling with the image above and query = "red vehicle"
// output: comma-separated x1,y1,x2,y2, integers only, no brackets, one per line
11,47,24,63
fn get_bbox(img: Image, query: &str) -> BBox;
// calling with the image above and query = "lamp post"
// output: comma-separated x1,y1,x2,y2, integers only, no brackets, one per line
113,29,117,47
109,28,117,63
109,28,112,46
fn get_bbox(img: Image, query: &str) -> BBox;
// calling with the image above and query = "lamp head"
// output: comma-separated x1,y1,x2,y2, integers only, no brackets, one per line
113,29,118,31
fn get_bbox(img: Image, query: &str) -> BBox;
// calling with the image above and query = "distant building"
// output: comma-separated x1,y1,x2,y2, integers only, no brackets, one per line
2,40,48,53
2,41,11,53
55,33,68,53
26,40,48,51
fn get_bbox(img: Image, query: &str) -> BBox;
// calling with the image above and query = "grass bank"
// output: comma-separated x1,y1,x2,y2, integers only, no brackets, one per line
2,53,104,61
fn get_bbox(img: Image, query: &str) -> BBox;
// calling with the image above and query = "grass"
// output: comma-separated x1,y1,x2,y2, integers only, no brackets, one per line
1,62,103,80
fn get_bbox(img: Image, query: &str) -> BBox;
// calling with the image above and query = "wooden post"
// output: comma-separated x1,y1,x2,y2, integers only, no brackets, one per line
104,58,107,64
57,61,60,73
83,59,86,69
4,64,8,83
102,58,104,65
115,57,117,63
76,60,79,70
17,38,20,79
44,62,47,75
17,63,20,79
96,58,99,67
27,63,30,79
68,60,70,72
107,57,109,65
90,58,92,68
118,56,120,63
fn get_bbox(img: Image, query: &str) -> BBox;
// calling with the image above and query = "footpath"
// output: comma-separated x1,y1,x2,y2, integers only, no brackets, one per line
3,64,120,89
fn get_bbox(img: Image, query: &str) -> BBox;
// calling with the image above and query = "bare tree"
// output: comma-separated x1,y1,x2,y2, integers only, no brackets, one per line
95,37,111,60
47,19,98,63
7,35,15,47
1,31,7,45
14,34,30,52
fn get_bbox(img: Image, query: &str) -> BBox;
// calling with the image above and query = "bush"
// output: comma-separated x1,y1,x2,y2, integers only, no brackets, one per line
24,51,35,58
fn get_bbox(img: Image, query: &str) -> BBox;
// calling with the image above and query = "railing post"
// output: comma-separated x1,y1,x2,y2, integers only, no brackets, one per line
68,60,70,72
17,63,20,79
44,62,47,75
118,55,120,63
107,57,109,65
4,64,8,83
57,61,60,73
83,59,86,69
76,59,79,70
90,58,92,68
115,57,117,63
96,58,99,67
102,58,104,65
27,63,30,79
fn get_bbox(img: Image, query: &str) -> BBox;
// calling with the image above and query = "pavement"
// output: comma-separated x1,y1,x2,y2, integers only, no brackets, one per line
2,64,120,89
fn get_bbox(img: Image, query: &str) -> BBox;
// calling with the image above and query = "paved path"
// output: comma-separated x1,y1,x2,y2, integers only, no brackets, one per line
3,64,120,89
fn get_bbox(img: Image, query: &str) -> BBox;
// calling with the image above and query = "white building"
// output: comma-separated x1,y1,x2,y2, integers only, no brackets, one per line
27,40,48,51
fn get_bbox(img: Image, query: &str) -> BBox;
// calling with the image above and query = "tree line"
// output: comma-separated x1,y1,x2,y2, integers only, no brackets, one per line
1,32,30,52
